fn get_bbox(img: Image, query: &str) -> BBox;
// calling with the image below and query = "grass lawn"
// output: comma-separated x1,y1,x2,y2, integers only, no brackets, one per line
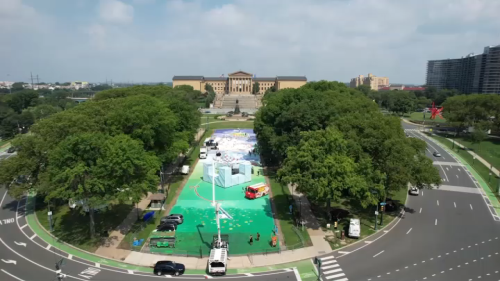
203,121,254,130
310,187,407,250
429,134,500,200
35,198,134,252
448,136,500,171
0,139,12,148
267,169,313,249
407,112,447,123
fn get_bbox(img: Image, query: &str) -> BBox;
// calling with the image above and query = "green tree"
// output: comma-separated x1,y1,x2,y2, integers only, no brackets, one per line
252,82,260,95
11,82,26,92
91,84,112,91
27,104,61,121
5,90,39,113
277,127,382,218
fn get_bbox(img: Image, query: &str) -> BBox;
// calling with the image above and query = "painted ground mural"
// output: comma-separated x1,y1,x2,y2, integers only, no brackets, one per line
159,129,278,255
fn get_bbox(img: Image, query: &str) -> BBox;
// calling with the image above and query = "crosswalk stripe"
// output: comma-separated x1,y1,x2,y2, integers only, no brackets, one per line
322,264,340,270
321,256,335,261
325,272,345,279
329,278,348,281
324,268,343,274
322,260,337,265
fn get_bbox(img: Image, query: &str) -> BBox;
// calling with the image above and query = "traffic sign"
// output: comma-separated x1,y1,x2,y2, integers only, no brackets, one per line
380,202,386,206
375,211,379,216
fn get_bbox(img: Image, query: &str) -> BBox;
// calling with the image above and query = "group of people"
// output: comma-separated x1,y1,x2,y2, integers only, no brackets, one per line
248,232,278,247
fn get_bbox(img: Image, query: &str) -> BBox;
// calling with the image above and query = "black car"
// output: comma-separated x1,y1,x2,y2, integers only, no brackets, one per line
7,147,15,153
154,261,185,276
156,222,177,232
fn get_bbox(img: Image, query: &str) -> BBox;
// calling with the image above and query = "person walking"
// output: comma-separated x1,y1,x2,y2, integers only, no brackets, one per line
249,235,254,245
256,232,260,241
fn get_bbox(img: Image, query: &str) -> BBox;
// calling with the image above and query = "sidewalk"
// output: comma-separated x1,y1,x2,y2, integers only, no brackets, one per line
449,140,499,177
288,184,332,255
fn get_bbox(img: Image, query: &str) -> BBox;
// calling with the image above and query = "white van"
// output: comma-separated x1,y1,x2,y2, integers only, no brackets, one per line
199,147,207,159
208,248,227,276
348,218,360,238
181,165,189,175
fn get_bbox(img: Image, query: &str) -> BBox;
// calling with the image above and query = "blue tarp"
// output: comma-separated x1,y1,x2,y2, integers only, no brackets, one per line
143,211,155,222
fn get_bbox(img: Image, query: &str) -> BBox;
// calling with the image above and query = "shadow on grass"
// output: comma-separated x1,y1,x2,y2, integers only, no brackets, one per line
35,196,133,252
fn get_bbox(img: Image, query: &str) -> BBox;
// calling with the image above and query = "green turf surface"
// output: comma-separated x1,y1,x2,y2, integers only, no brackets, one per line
160,129,278,256
407,112,446,123
449,137,500,171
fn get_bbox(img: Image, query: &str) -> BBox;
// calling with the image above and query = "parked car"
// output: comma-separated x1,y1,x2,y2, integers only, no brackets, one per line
409,186,419,196
153,261,185,276
7,147,16,153
156,223,177,232
160,214,184,225
348,218,360,238
433,151,441,157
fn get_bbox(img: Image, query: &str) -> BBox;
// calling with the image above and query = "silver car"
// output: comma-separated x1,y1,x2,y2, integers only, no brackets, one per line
409,186,419,196
160,214,184,225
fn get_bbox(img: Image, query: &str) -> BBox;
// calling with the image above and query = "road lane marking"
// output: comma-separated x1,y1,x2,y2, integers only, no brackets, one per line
20,224,27,230
456,175,459,178
435,219,438,225
95,263,100,268
14,242,26,247
338,251,350,254
454,202,456,208
244,273,254,276
420,207,422,213
68,254,73,260
439,165,449,182
437,200,439,206
1,259,17,265
470,204,473,210
458,168,461,172
406,228,412,234
292,268,301,281
29,234,36,240
325,273,345,279
322,260,336,265
324,268,342,274
321,256,334,261
45,244,51,250
0,190,7,207
0,269,25,281
364,241,372,244
331,279,347,281
127,270,134,274
373,251,384,258
446,167,449,171
421,190,424,196
322,264,339,270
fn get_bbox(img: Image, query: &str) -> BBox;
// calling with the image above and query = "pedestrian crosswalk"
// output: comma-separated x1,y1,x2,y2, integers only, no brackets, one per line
319,255,348,281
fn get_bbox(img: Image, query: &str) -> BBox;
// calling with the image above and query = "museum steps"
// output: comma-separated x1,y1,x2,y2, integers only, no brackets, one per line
221,95,257,109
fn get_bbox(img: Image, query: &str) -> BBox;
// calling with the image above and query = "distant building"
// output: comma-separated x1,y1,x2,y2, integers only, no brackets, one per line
350,73,389,91
172,71,307,95
426,45,500,94
379,86,425,91
70,81,90,90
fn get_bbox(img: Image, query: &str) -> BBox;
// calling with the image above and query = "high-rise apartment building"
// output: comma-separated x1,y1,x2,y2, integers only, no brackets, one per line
349,73,389,91
426,45,500,94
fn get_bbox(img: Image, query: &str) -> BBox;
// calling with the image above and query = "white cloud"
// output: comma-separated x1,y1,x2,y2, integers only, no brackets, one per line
2,0,499,83
99,0,134,24
132,0,155,4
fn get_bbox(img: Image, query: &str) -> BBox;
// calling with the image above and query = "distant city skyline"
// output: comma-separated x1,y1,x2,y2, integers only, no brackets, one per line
2,0,499,84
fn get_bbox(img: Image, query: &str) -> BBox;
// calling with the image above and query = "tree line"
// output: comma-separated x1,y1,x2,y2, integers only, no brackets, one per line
0,85,201,238
254,81,441,216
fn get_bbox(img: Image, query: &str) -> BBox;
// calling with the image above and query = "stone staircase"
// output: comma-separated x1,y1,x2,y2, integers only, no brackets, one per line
221,94,256,109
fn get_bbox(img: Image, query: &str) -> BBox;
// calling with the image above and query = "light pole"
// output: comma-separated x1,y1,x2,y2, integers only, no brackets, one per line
489,172,492,184
473,157,476,166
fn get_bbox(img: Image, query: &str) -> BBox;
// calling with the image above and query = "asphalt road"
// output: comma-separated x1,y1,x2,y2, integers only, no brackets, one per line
314,122,500,281
0,189,299,281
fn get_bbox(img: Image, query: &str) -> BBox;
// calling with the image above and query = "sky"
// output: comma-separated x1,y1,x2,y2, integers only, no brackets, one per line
1,0,499,84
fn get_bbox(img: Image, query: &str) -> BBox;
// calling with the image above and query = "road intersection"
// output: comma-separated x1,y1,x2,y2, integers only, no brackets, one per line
1,122,499,281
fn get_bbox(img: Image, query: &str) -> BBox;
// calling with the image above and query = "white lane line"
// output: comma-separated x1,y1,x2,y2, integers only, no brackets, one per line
435,219,438,226
322,264,339,270
406,228,412,235
45,244,51,250
458,168,461,172
30,234,36,240
364,241,372,244
0,269,26,281
437,200,439,206
446,167,449,171
439,165,449,182
95,263,100,268
20,224,28,230
0,190,7,207
338,251,350,254
244,273,254,276
456,175,459,178
420,207,422,213
322,260,337,265
323,268,342,274
373,250,384,258
330,279,348,281
421,190,424,196
127,270,134,274
321,256,335,261
292,268,301,281
454,202,456,208
68,254,73,260
325,273,345,279
470,204,473,210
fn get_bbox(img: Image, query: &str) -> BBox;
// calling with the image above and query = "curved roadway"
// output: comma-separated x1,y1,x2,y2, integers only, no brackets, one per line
1,121,499,281
314,122,500,281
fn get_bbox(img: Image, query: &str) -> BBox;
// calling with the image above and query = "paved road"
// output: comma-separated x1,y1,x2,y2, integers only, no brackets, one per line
314,122,500,281
0,189,298,281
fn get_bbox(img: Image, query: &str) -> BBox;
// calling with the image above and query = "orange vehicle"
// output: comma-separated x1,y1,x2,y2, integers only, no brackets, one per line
245,183,269,199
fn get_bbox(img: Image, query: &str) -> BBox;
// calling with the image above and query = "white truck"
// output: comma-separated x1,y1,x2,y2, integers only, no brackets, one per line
208,247,228,276
199,147,207,159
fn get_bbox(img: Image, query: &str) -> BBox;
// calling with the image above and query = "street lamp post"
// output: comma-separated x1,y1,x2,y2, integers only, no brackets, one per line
473,157,476,166
489,172,492,184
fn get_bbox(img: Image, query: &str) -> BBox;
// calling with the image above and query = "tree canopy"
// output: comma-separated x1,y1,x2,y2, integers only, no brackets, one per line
256,81,441,206
442,94,500,132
